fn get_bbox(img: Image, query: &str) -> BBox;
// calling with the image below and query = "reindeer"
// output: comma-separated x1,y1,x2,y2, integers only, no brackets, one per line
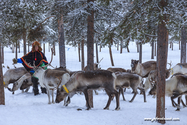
114,72,146,102
131,59,156,78
143,69,171,94
3,67,28,92
20,75,33,92
107,68,131,93
83,58,103,95
149,74,187,111
170,63,187,76
55,70,120,110
83,58,103,71
8,72,32,94
107,67,126,73
33,67,71,104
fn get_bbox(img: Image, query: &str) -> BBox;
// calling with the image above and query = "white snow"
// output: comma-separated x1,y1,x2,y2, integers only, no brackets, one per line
0,42,186,125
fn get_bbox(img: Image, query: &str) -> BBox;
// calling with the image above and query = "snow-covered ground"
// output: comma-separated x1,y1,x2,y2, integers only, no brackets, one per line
0,42,186,125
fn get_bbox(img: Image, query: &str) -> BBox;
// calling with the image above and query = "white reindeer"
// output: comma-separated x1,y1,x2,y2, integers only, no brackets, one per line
33,67,70,104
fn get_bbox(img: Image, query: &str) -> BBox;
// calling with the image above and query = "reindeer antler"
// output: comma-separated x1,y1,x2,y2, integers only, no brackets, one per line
41,48,55,68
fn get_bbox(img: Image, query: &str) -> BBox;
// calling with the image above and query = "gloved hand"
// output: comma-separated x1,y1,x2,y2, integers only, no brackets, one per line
40,62,47,70
12,58,17,64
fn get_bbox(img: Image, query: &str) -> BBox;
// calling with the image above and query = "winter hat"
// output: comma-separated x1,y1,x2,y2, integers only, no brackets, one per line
32,41,42,52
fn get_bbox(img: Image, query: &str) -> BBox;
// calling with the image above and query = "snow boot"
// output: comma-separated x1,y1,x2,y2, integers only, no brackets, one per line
31,77,39,96
41,87,47,94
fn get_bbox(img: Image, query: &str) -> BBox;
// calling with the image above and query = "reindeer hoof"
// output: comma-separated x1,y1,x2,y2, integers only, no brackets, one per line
175,108,180,111
115,107,120,110
103,107,109,110
86,107,91,110
65,103,69,106
129,100,133,103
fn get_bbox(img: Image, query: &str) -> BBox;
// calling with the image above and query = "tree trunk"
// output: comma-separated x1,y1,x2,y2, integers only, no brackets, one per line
23,29,26,55
120,40,123,54
181,26,186,63
179,41,181,50
0,42,5,105
78,43,81,62
127,39,130,53
155,42,157,56
136,42,139,53
109,41,114,66
19,42,20,53
96,43,99,63
151,40,154,59
43,43,45,55
12,44,14,53
15,40,18,59
127,46,130,53
48,43,51,52
171,42,173,51
156,1,168,123
99,44,102,52
1,46,4,64
87,0,94,108
117,41,119,51
28,43,30,53
139,42,142,63
81,39,85,70
170,42,172,48
53,42,56,56
58,11,66,68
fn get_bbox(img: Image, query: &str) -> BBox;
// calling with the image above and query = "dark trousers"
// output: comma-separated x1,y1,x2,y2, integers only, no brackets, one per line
30,73,47,95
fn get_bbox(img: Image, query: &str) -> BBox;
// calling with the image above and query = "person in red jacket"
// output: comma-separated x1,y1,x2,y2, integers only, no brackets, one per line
13,41,48,95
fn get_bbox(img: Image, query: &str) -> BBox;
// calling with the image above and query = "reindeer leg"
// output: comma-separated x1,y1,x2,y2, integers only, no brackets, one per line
181,98,186,107
176,96,181,111
129,89,137,102
119,87,125,101
104,90,113,110
124,88,126,92
138,87,146,102
66,96,71,106
47,89,51,104
185,95,187,106
115,91,120,110
64,96,71,106
94,90,98,95
25,87,30,92
83,89,91,110
52,89,55,104
171,96,177,107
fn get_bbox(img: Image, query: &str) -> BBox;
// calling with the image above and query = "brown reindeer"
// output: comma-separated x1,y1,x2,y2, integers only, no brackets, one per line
131,59,156,78
107,67,126,73
55,70,120,110
114,72,146,102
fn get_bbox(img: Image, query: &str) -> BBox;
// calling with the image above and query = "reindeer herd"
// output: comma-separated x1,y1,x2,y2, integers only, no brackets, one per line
3,58,187,111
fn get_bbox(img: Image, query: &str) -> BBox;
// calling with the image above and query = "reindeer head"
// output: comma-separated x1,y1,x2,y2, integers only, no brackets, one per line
55,87,68,103
149,84,157,96
131,59,139,72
